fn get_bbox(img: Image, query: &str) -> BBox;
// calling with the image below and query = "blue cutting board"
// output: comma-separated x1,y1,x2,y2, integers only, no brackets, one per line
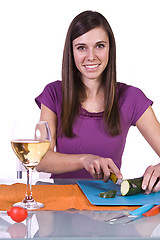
77,180,160,206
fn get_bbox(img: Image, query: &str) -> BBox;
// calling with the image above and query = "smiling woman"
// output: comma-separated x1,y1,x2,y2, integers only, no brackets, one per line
72,27,110,83
35,10,160,194
61,11,120,138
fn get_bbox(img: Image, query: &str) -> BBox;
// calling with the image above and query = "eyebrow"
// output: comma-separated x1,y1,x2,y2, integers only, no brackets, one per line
74,43,86,47
96,41,108,45
74,41,107,47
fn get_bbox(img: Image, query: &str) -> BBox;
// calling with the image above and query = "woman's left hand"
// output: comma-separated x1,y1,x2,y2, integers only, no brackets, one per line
142,163,160,194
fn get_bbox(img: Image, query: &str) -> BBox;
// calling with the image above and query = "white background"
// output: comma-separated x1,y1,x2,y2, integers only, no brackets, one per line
0,0,159,180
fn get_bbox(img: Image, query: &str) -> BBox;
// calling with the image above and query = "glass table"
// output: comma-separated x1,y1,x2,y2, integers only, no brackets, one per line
0,178,160,239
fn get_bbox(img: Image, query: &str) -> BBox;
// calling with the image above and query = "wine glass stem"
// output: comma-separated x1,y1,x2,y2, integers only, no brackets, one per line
25,168,33,201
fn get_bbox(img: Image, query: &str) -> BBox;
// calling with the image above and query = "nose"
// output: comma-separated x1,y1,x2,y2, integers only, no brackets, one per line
87,48,96,61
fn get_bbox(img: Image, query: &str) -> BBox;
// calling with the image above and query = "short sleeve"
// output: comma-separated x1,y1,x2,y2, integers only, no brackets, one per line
35,81,62,115
118,83,153,127
126,86,153,126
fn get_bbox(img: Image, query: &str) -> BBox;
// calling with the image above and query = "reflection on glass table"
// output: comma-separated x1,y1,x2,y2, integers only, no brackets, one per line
1,209,160,239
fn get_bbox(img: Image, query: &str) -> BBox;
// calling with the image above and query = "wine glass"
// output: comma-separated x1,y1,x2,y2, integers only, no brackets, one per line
11,120,51,210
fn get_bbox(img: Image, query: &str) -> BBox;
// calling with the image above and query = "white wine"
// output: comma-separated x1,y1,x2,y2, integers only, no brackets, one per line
10,121,51,210
11,140,50,169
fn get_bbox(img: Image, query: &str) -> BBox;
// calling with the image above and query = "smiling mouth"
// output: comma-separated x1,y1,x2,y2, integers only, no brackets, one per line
84,64,100,70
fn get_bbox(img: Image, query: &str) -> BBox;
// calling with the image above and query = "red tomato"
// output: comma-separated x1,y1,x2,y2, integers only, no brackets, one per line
7,207,28,222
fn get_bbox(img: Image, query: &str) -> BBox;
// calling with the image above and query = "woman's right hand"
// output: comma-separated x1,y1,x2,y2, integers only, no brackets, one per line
80,154,123,182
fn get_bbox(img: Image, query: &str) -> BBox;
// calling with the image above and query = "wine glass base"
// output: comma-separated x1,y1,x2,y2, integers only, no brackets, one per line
13,201,44,210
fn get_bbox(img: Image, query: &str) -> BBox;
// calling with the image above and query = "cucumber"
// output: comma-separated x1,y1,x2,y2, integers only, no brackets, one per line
99,190,117,198
121,177,144,196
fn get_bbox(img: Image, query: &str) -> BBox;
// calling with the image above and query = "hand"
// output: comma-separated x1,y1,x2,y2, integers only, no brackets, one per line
80,154,122,182
142,163,160,194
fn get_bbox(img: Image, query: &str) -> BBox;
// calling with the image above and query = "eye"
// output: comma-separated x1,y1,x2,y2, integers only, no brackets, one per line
96,43,105,48
77,45,86,51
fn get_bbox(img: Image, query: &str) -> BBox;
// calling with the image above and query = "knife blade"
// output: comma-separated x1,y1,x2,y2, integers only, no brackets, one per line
109,173,137,188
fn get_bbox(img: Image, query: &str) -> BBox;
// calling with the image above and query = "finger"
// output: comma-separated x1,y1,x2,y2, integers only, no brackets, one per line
153,178,160,192
92,160,104,180
148,175,159,192
107,158,123,179
93,161,103,179
149,173,160,192
100,163,110,182
142,165,154,191
143,166,159,192
88,165,98,179
97,170,104,180
100,159,113,182
94,161,102,176
94,169,104,180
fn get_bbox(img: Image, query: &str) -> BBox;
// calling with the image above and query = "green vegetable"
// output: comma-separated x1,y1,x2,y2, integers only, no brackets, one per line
121,176,144,196
99,190,117,198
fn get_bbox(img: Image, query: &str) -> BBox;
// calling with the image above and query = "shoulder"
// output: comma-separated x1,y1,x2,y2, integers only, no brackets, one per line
117,82,153,126
42,80,62,102
44,80,62,94
117,82,148,104
35,80,62,114
117,82,141,95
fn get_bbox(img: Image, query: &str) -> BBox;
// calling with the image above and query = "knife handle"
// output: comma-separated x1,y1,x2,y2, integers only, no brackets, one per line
142,205,160,217
109,173,118,183
129,204,155,216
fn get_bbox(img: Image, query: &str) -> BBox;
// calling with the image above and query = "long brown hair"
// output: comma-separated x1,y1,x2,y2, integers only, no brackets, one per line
61,10,120,137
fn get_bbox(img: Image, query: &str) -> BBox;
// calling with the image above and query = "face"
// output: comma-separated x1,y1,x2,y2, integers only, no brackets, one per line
72,27,110,83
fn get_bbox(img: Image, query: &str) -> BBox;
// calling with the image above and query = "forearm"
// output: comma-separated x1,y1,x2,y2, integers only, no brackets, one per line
36,149,122,183
36,149,85,174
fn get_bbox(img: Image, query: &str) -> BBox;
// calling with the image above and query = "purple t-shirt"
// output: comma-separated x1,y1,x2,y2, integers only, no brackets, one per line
35,81,153,179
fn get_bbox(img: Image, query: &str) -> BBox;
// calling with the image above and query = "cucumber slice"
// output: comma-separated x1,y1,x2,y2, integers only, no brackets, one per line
99,190,117,198
121,177,145,196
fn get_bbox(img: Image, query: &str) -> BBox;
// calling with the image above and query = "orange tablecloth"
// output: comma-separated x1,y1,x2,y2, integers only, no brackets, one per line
0,183,138,211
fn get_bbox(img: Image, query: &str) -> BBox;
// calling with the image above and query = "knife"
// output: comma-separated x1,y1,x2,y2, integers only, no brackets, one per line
106,204,155,223
109,173,123,185
110,173,137,188
143,205,160,217
124,205,160,224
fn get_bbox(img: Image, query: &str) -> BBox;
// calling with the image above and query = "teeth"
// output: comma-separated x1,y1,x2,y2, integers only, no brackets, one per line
85,64,99,69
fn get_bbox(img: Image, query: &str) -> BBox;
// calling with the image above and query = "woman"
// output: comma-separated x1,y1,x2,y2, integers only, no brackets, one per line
35,10,160,194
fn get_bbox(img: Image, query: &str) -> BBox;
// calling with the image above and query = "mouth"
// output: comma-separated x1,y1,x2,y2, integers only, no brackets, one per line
83,64,100,70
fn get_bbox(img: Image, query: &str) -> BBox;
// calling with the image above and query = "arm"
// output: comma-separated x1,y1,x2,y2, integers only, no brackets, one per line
136,106,160,193
36,104,122,182
36,104,83,174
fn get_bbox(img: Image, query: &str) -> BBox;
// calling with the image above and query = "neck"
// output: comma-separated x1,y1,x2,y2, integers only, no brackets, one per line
82,78,102,97
81,78,104,113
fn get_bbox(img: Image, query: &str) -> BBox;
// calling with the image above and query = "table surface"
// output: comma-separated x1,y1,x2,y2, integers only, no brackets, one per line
0,178,160,240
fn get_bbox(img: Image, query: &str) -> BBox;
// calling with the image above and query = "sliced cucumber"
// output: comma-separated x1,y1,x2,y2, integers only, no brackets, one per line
99,190,117,198
121,177,144,196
